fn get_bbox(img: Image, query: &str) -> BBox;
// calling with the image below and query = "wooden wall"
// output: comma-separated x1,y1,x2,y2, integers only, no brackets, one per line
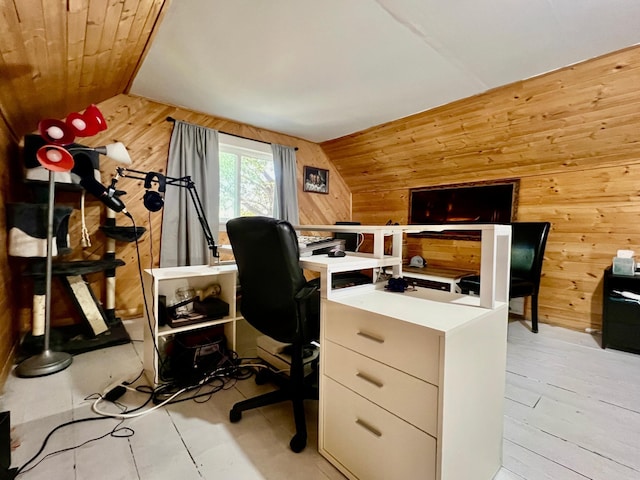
0,0,169,141
0,118,21,384
321,46,640,332
35,94,352,322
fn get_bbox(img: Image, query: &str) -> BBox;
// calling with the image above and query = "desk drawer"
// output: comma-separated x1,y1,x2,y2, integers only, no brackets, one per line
324,340,438,436
324,301,440,384
322,377,436,480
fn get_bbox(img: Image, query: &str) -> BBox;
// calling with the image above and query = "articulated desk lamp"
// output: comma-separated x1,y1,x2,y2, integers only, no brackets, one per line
16,105,133,378
112,167,219,264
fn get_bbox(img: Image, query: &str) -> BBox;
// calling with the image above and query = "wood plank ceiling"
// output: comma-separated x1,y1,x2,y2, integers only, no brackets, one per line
0,0,169,141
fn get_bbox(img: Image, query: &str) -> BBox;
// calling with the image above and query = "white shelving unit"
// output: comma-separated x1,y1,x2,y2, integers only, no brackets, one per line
142,264,241,385
296,223,511,307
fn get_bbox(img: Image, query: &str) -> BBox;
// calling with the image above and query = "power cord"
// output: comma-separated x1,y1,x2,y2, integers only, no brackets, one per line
128,212,168,383
92,387,187,419
15,409,134,477
16,355,271,475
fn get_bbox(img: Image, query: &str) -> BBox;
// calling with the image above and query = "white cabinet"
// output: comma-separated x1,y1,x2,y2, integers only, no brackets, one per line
142,264,241,385
323,377,437,480
303,223,511,480
319,291,508,480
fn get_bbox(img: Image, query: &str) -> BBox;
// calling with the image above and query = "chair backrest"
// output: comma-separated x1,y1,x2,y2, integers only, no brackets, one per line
227,216,309,344
510,222,551,288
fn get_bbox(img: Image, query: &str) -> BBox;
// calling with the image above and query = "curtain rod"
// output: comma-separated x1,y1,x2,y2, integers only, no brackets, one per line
166,116,298,151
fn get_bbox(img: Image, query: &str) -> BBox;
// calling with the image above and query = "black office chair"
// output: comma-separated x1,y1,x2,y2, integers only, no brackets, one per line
458,222,551,333
226,216,320,453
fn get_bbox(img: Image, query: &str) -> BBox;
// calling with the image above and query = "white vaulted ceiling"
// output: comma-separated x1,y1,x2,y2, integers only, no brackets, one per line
130,0,640,142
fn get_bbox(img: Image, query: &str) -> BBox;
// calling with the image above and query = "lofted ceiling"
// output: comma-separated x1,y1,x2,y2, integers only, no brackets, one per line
1,1,639,144
131,0,640,142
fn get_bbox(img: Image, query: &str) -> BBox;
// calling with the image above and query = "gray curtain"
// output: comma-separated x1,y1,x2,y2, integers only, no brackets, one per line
272,144,299,225
160,121,219,266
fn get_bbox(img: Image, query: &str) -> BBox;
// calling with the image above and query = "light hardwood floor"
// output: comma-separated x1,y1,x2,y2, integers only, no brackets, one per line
1,318,639,480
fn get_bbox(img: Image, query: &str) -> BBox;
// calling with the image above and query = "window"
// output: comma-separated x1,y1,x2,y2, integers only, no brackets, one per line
218,133,274,225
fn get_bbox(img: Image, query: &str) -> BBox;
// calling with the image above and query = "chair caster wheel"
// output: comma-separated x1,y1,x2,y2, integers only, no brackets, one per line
255,369,269,385
229,408,242,423
289,433,307,453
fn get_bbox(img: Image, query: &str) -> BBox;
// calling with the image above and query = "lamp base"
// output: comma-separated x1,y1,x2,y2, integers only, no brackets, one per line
15,349,72,378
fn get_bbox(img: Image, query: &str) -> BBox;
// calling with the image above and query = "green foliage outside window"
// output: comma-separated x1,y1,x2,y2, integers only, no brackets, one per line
219,149,274,222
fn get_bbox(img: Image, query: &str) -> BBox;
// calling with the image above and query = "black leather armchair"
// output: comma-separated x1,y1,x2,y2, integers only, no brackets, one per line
226,216,320,452
458,222,551,333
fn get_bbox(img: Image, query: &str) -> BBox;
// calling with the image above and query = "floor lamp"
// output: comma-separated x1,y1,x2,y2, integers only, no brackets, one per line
16,168,73,377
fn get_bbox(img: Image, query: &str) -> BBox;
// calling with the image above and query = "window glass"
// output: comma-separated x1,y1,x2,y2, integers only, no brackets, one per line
219,134,274,225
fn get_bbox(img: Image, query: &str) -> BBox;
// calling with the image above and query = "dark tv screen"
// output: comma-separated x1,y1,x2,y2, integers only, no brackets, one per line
409,180,518,226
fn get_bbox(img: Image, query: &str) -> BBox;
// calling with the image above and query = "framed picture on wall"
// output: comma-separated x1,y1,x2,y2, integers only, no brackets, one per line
303,166,329,194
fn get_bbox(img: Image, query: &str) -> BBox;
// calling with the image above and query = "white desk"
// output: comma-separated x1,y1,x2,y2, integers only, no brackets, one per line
298,224,510,480
147,224,509,479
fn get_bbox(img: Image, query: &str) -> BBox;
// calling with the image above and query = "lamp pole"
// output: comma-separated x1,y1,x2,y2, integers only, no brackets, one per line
16,171,73,377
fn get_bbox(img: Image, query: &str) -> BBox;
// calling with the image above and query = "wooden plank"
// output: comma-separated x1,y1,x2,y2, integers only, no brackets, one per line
118,0,165,92
66,0,89,101
505,336,640,465
103,0,139,92
502,437,590,480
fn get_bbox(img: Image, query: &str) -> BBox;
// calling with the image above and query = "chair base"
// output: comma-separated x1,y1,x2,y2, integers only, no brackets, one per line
229,346,319,453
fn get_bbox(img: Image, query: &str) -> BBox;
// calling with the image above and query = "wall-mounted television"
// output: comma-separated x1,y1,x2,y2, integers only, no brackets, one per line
408,179,519,238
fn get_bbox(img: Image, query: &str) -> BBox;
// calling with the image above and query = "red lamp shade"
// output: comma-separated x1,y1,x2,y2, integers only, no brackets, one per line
38,119,75,145
35,145,74,172
66,112,99,137
83,104,107,132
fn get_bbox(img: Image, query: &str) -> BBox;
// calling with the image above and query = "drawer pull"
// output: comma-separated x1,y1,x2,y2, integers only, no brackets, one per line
356,371,384,388
356,330,385,344
355,418,382,438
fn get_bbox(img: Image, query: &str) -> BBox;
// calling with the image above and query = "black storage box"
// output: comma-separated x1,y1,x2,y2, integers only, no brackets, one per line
193,297,229,319
169,329,229,385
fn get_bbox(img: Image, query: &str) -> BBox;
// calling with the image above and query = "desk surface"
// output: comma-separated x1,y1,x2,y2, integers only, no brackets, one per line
144,263,237,279
329,286,503,334
299,252,397,272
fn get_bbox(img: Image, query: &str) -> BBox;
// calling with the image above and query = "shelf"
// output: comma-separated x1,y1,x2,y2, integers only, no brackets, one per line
157,315,243,337
296,223,511,308
26,259,125,277
142,264,240,385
